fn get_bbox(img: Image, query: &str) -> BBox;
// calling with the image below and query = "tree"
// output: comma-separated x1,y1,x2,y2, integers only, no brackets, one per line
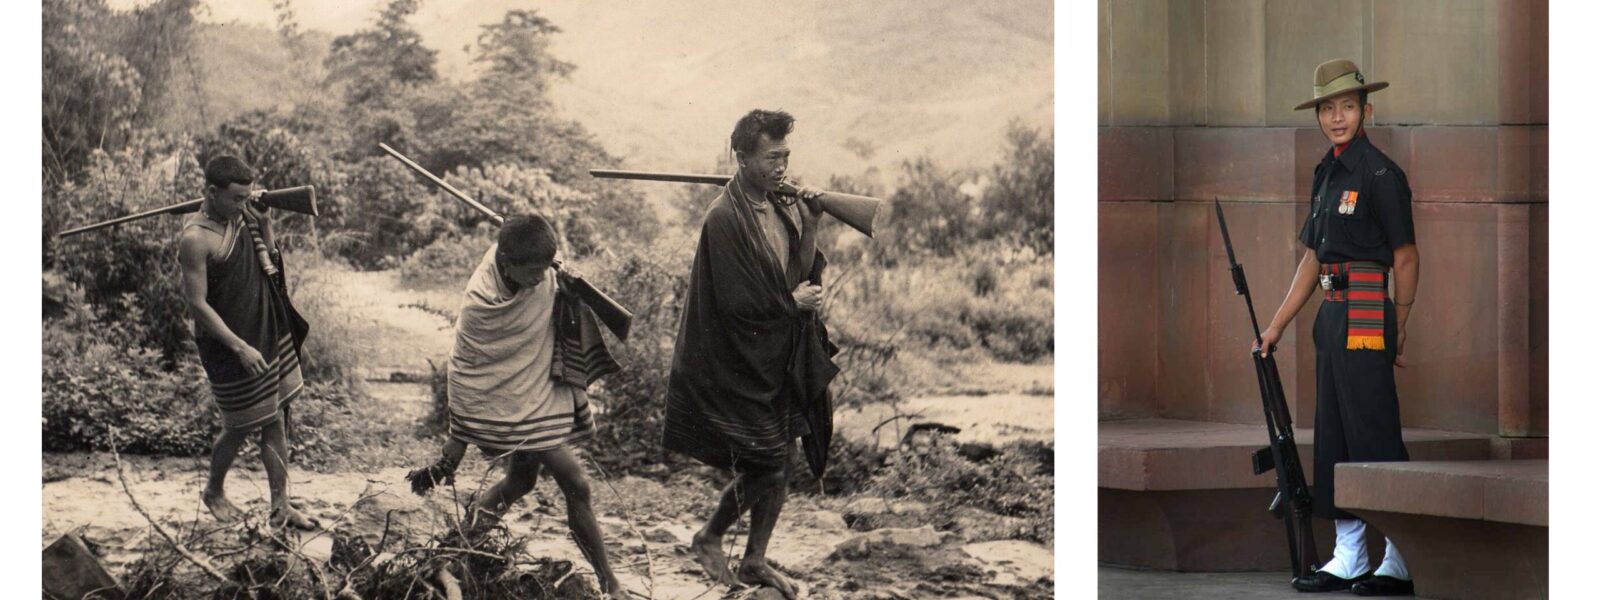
42,0,202,185
883,158,980,258
982,122,1053,255
323,0,438,108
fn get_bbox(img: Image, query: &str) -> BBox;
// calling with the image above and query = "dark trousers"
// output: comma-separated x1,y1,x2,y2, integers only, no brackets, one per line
1312,299,1409,520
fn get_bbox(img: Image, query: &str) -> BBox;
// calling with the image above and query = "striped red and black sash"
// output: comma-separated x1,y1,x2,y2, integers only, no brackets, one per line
1321,261,1388,351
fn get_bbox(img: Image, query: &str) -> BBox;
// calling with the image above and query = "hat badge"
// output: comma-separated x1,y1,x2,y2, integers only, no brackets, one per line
1355,72,1365,83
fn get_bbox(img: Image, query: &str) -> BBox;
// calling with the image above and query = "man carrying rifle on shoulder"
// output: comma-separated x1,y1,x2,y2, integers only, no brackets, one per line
1255,60,1419,596
663,109,839,599
177,155,316,531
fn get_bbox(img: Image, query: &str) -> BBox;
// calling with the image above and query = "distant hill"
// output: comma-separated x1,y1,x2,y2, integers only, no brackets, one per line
153,23,332,136
442,0,1054,181
152,0,1051,184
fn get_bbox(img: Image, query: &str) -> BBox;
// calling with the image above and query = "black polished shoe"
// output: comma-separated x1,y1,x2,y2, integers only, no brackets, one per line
1292,570,1373,593
1352,575,1415,596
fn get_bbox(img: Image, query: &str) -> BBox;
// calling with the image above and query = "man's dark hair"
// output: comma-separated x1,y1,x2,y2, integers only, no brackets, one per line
497,214,559,267
204,155,255,189
730,109,795,156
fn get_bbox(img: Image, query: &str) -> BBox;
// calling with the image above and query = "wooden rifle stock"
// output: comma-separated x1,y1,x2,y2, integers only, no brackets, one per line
1215,199,1320,578
379,144,634,341
57,186,319,238
588,168,882,238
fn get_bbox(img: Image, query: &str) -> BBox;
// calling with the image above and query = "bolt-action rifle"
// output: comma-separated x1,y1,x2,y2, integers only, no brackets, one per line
379,143,633,341
1214,198,1319,578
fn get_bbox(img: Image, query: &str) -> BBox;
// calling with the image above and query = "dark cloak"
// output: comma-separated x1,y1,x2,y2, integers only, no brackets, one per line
662,177,839,477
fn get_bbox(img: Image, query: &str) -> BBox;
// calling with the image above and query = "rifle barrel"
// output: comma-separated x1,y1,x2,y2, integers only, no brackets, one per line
379,143,505,225
57,200,203,237
589,170,730,186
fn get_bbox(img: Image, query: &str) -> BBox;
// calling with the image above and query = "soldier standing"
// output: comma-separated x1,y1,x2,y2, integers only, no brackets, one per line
1256,59,1420,597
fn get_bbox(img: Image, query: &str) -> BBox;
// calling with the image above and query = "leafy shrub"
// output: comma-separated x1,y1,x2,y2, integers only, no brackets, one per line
864,437,1054,544
48,136,202,361
289,380,434,472
331,155,456,269
823,246,1052,364
419,358,450,439
42,291,216,455
789,437,890,497
399,232,493,289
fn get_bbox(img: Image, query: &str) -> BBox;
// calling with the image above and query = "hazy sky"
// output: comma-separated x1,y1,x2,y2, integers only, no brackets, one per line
107,0,1054,180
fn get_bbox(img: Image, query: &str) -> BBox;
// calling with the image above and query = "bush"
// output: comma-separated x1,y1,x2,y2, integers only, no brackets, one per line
42,292,216,455
48,136,202,361
42,274,405,469
289,380,433,472
399,231,493,289
823,246,1053,365
864,437,1054,544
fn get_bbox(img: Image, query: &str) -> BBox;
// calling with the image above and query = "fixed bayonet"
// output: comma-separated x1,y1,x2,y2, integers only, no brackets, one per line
1214,198,1320,578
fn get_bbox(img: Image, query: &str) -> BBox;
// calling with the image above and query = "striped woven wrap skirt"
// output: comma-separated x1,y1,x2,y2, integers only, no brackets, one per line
447,385,596,454
197,333,304,432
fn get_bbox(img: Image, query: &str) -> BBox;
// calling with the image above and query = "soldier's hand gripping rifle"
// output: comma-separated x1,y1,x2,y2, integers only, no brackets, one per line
379,143,634,341
588,169,882,238
1214,199,1319,578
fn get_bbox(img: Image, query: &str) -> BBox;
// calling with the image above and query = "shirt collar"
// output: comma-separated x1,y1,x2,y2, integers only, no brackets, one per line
1323,130,1370,173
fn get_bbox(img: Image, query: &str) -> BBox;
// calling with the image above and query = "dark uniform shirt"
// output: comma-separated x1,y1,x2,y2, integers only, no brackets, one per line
1297,133,1416,266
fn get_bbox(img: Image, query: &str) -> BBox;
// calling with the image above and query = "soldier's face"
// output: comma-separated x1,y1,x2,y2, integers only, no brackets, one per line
740,133,790,193
1316,91,1371,146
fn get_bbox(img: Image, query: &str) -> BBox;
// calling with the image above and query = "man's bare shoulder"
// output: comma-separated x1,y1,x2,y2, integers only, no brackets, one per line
177,218,224,263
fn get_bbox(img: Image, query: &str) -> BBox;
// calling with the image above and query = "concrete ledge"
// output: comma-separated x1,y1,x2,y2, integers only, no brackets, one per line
1099,419,1491,491
1097,419,1494,571
1347,511,1547,600
1337,460,1548,527
1335,461,1547,600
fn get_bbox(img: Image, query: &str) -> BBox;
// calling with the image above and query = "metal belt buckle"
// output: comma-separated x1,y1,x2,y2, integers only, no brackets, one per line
1319,273,1333,291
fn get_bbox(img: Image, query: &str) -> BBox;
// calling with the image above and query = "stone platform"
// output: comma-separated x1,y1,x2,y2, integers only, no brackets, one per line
1337,460,1548,600
1099,419,1492,571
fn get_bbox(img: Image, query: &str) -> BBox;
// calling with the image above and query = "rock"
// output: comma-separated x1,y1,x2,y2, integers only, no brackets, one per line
956,442,1001,462
842,497,929,531
42,532,124,600
843,497,927,517
900,422,963,447
348,491,433,545
830,525,953,560
789,509,848,532
299,534,336,563
961,540,1053,586
948,506,1030,542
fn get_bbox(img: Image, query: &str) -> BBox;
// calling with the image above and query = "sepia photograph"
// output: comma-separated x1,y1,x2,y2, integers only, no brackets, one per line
1097,1,1548,599
38,0,1053,598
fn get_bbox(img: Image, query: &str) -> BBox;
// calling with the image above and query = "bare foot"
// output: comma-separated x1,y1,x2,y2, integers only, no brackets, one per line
597,578,628,599
690,530,738,585
201,490,244,523
738,559,798,600
270,503,321,531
